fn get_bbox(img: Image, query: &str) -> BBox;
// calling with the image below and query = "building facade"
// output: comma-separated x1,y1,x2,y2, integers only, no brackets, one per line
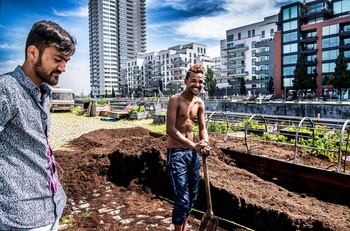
88,0,146,97
275,0,350,100
124,43,213,97
220,15,278,96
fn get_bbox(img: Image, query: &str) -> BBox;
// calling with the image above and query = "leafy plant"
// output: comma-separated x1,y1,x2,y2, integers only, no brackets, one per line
94,99,108,105
129,105,146,114
82,210,90,218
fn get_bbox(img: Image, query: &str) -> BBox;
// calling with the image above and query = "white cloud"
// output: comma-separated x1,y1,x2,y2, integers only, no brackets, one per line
52,6,88,18
175,0,281,41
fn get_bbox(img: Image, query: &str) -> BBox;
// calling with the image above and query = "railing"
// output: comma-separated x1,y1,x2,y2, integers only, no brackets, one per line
204,112,350,174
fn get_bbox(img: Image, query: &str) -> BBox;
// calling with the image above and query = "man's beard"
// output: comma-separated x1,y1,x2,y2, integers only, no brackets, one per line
34,57,60,86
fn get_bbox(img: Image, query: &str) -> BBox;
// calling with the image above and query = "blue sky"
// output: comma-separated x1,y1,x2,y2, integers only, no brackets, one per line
0,0,296,95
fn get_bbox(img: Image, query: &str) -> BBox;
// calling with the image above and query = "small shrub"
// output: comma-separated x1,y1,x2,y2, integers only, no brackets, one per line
129,105,146,114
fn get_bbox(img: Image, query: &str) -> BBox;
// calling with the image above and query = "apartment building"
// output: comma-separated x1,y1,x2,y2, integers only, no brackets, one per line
124,43,213,96
88,0,146,97
220,15,278,96
275,0,350,99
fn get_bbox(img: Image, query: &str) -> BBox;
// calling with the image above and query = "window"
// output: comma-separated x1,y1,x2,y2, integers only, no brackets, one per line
322,37,339,48
261,31,265,39
238,32,241,40
227,34,234,42
283,66,295,76
322,50,339,60
333,0,350,14
252,29,255,37
282,6,297,20
252,41,256,48
283,43,298,53
283,31,297,42
322,24,339,36
248,30,251,38
322,63,336,72
283,20,297,31
270,29,274,37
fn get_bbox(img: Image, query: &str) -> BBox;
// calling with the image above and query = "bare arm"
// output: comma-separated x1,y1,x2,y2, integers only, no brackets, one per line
197,99,209,143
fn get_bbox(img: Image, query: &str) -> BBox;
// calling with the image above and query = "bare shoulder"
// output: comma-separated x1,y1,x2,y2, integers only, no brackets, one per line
195,96,205,106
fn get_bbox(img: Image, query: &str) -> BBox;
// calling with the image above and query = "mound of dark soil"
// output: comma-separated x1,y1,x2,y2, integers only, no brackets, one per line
55,127,350,230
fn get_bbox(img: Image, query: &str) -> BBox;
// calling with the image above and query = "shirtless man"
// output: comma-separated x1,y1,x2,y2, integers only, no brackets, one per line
166,64,210,231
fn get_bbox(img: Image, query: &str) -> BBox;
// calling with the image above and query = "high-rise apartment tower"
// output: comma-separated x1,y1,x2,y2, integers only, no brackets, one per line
88,0,146,97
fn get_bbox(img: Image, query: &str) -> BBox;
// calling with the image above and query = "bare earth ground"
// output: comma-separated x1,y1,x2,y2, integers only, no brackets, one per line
51,113,350,231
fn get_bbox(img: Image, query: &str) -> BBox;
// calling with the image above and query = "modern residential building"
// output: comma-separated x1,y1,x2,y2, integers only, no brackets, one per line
275,0,350,100
220,15,278,96
124,43,214,97
88,0,146,97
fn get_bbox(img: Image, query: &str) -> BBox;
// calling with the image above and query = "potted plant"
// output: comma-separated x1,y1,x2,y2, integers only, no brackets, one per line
128,105,148,120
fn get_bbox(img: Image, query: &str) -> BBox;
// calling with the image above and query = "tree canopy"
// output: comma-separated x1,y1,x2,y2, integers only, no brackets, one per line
204,67,218,96
293,54,308,94
240,77,246,95
331,50,349,100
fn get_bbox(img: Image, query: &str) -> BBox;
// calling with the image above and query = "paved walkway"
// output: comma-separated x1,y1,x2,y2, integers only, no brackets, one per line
50,112,154,151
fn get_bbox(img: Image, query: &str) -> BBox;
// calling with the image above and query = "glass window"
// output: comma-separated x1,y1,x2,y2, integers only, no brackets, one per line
270,29,274,37
283,66,295,76
322,37,339,48
283,43,298,53
252,29,255,37
227,34,234,42
238,33,241,40
283,54,298,65
283,31,298,42
283,20,298,31
252,41,256,48
334,0,350,14
248,30,251,38
322,24,339,36
282,6,297,20
261,31,265,39
322,63,336,72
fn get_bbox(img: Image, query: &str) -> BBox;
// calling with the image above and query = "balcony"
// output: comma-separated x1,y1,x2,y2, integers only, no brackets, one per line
222,45,249,52
245,78,269,84
255,69,270,75
300,47,317,55
255,38,273,48
255,51,269,57
255,60,269,66
300,36,317,43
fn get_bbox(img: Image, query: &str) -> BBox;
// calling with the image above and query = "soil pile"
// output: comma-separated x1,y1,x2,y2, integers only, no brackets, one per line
55,127,350,230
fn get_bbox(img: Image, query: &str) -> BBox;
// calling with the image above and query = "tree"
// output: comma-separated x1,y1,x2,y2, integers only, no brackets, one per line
169,83,174,96
204,67,218,96
240,77,246,95
266,76,275,94
104,89,108,98
111,87,116,98
293,54,308,97
331,50,349,100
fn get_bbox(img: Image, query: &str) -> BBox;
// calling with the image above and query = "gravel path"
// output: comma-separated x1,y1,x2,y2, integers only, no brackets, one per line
50,112,154,151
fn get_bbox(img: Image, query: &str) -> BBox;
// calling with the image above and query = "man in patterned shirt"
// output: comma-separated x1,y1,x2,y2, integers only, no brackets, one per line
0,20,76,230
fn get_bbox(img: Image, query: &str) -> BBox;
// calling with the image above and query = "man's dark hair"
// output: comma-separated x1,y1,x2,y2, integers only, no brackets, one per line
25,20,76,58
186,64,206,79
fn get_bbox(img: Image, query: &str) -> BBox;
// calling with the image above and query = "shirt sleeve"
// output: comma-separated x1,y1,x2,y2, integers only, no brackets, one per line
0,89,11,132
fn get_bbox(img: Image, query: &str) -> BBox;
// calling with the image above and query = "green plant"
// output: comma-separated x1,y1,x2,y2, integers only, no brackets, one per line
275,134,288,143
71,106,81,114
129,105,146,114
94,99,108,105
82,210,90,218
262,133,273,140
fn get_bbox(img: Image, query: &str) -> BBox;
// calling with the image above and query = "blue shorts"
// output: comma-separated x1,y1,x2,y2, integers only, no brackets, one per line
167,147,200,226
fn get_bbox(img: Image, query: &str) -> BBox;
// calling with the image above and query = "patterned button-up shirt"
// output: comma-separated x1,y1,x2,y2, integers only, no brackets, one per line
0,66,66,228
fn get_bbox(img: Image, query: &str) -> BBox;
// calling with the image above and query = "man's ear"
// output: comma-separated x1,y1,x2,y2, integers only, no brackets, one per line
27,45,39,61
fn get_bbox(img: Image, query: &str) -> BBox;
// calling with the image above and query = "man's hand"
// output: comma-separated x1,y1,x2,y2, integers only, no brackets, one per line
199,146,211,156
